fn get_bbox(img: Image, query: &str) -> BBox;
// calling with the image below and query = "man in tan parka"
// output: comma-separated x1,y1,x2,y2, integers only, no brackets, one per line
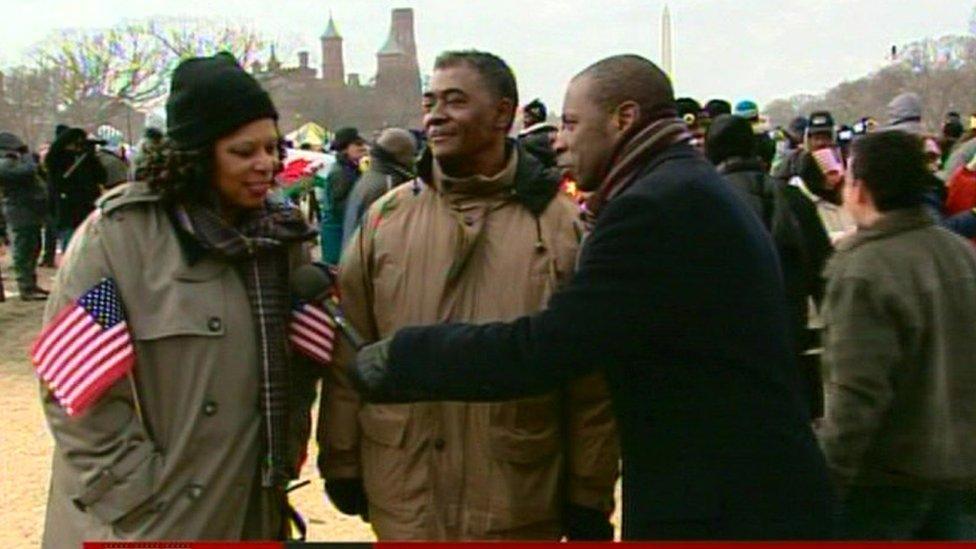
318,50,619,540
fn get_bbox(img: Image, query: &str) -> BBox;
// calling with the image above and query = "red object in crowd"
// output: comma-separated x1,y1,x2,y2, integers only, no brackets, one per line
946,165,976,246
277,157,314,187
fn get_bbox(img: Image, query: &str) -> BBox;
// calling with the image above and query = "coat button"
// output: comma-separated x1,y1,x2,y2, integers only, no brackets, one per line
203,401,218,416
207,317,222,332
187,484,204,500
433,438,446,451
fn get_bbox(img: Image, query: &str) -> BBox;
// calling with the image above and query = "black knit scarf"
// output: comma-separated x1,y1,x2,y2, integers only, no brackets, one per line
174,199,315,487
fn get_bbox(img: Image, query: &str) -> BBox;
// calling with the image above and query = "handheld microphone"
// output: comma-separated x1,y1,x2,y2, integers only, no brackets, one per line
290,263,368,350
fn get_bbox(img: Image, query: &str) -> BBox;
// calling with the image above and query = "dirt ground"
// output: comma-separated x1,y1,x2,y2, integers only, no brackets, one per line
0,256,620,547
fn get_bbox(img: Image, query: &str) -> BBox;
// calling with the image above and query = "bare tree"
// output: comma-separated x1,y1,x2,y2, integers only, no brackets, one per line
32,24,170,118
144,17,266,67
14,17,269,142
765,35,976,131
0,66,59,146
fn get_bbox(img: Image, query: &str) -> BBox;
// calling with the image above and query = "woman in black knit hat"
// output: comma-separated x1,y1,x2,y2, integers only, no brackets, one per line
38,52,320,545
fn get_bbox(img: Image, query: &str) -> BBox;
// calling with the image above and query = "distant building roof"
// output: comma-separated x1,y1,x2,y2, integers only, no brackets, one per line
377,29,405,56
321,14,341,39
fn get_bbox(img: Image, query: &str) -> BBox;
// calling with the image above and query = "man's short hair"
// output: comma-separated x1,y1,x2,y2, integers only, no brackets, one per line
573,54,675,125
850,130,929,211
433,50,518,131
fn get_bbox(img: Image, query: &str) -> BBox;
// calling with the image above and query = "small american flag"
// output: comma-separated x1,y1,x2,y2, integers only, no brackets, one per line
30,278,135,417
289,301,336,365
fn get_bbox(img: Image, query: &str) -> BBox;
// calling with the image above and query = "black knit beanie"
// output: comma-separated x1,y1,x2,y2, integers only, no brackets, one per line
166,52,278,149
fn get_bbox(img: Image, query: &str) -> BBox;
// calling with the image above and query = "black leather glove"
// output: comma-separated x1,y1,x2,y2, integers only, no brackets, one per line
324,478,369,521
563,503,613,541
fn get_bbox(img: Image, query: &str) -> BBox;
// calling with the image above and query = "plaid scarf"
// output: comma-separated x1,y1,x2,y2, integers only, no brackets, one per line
583,117,692,229
174,200,315,487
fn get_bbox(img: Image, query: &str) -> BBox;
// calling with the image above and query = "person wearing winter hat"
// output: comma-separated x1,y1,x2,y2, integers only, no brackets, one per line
786,116,808,146
341,127,418,248
38,52,318,546
522,98,548,128
676,97,705,150
0,131,49,300
884,92,925,135
519,98,559,168
734,100,759,121
735,99,775,170
805,110,836,152
44,126,106,251
317,126,367,264
703,98,732,119
771,116,809,174
696,99,731,136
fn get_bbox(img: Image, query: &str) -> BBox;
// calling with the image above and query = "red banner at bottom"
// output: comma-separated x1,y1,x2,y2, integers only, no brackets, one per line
82,543,976,548
84,544,286,549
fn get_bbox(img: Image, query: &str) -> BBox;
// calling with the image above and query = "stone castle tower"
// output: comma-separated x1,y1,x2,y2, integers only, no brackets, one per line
320,14,345,87
254,8,423,133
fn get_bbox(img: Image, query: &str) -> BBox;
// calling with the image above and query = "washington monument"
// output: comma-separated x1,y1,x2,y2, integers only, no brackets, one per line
661,4,674,77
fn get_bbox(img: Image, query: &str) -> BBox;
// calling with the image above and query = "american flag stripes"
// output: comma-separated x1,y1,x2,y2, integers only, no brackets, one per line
289,301,336,365
30,278,135,417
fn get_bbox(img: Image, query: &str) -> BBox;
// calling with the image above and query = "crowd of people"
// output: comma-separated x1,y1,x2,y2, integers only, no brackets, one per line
0,123,163,301
5,46,976,546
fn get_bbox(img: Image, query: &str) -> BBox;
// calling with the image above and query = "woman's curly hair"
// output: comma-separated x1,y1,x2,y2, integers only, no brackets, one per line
136,136,286,207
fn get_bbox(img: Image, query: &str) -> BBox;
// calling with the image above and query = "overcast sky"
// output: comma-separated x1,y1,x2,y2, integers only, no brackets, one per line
0,0,971,113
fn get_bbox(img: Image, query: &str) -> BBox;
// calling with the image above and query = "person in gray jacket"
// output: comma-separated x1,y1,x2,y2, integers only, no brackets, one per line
820,130,976,539
340,127,417,250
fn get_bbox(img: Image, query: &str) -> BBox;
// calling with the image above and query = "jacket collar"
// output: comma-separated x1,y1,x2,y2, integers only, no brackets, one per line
518,122,557,137
416,139,560,216
432,144,517,198
835,207,935,252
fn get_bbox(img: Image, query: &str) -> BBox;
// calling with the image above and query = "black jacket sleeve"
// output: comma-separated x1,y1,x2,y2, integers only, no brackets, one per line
383,193,664,401
940,209,976,238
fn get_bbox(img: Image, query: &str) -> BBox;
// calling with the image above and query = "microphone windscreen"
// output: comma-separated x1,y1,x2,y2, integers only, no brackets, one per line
290,264,333,301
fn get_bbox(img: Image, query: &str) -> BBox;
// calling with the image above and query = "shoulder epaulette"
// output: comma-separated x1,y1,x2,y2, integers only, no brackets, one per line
97,181,161,216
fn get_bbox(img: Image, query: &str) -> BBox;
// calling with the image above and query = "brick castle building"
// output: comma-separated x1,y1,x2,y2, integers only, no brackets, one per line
253,8,423,136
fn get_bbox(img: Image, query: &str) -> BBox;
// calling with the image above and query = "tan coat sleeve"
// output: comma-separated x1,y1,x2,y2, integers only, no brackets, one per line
316,214,378,480
550,202,620,513
564,372,619,512
40,212,162,524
